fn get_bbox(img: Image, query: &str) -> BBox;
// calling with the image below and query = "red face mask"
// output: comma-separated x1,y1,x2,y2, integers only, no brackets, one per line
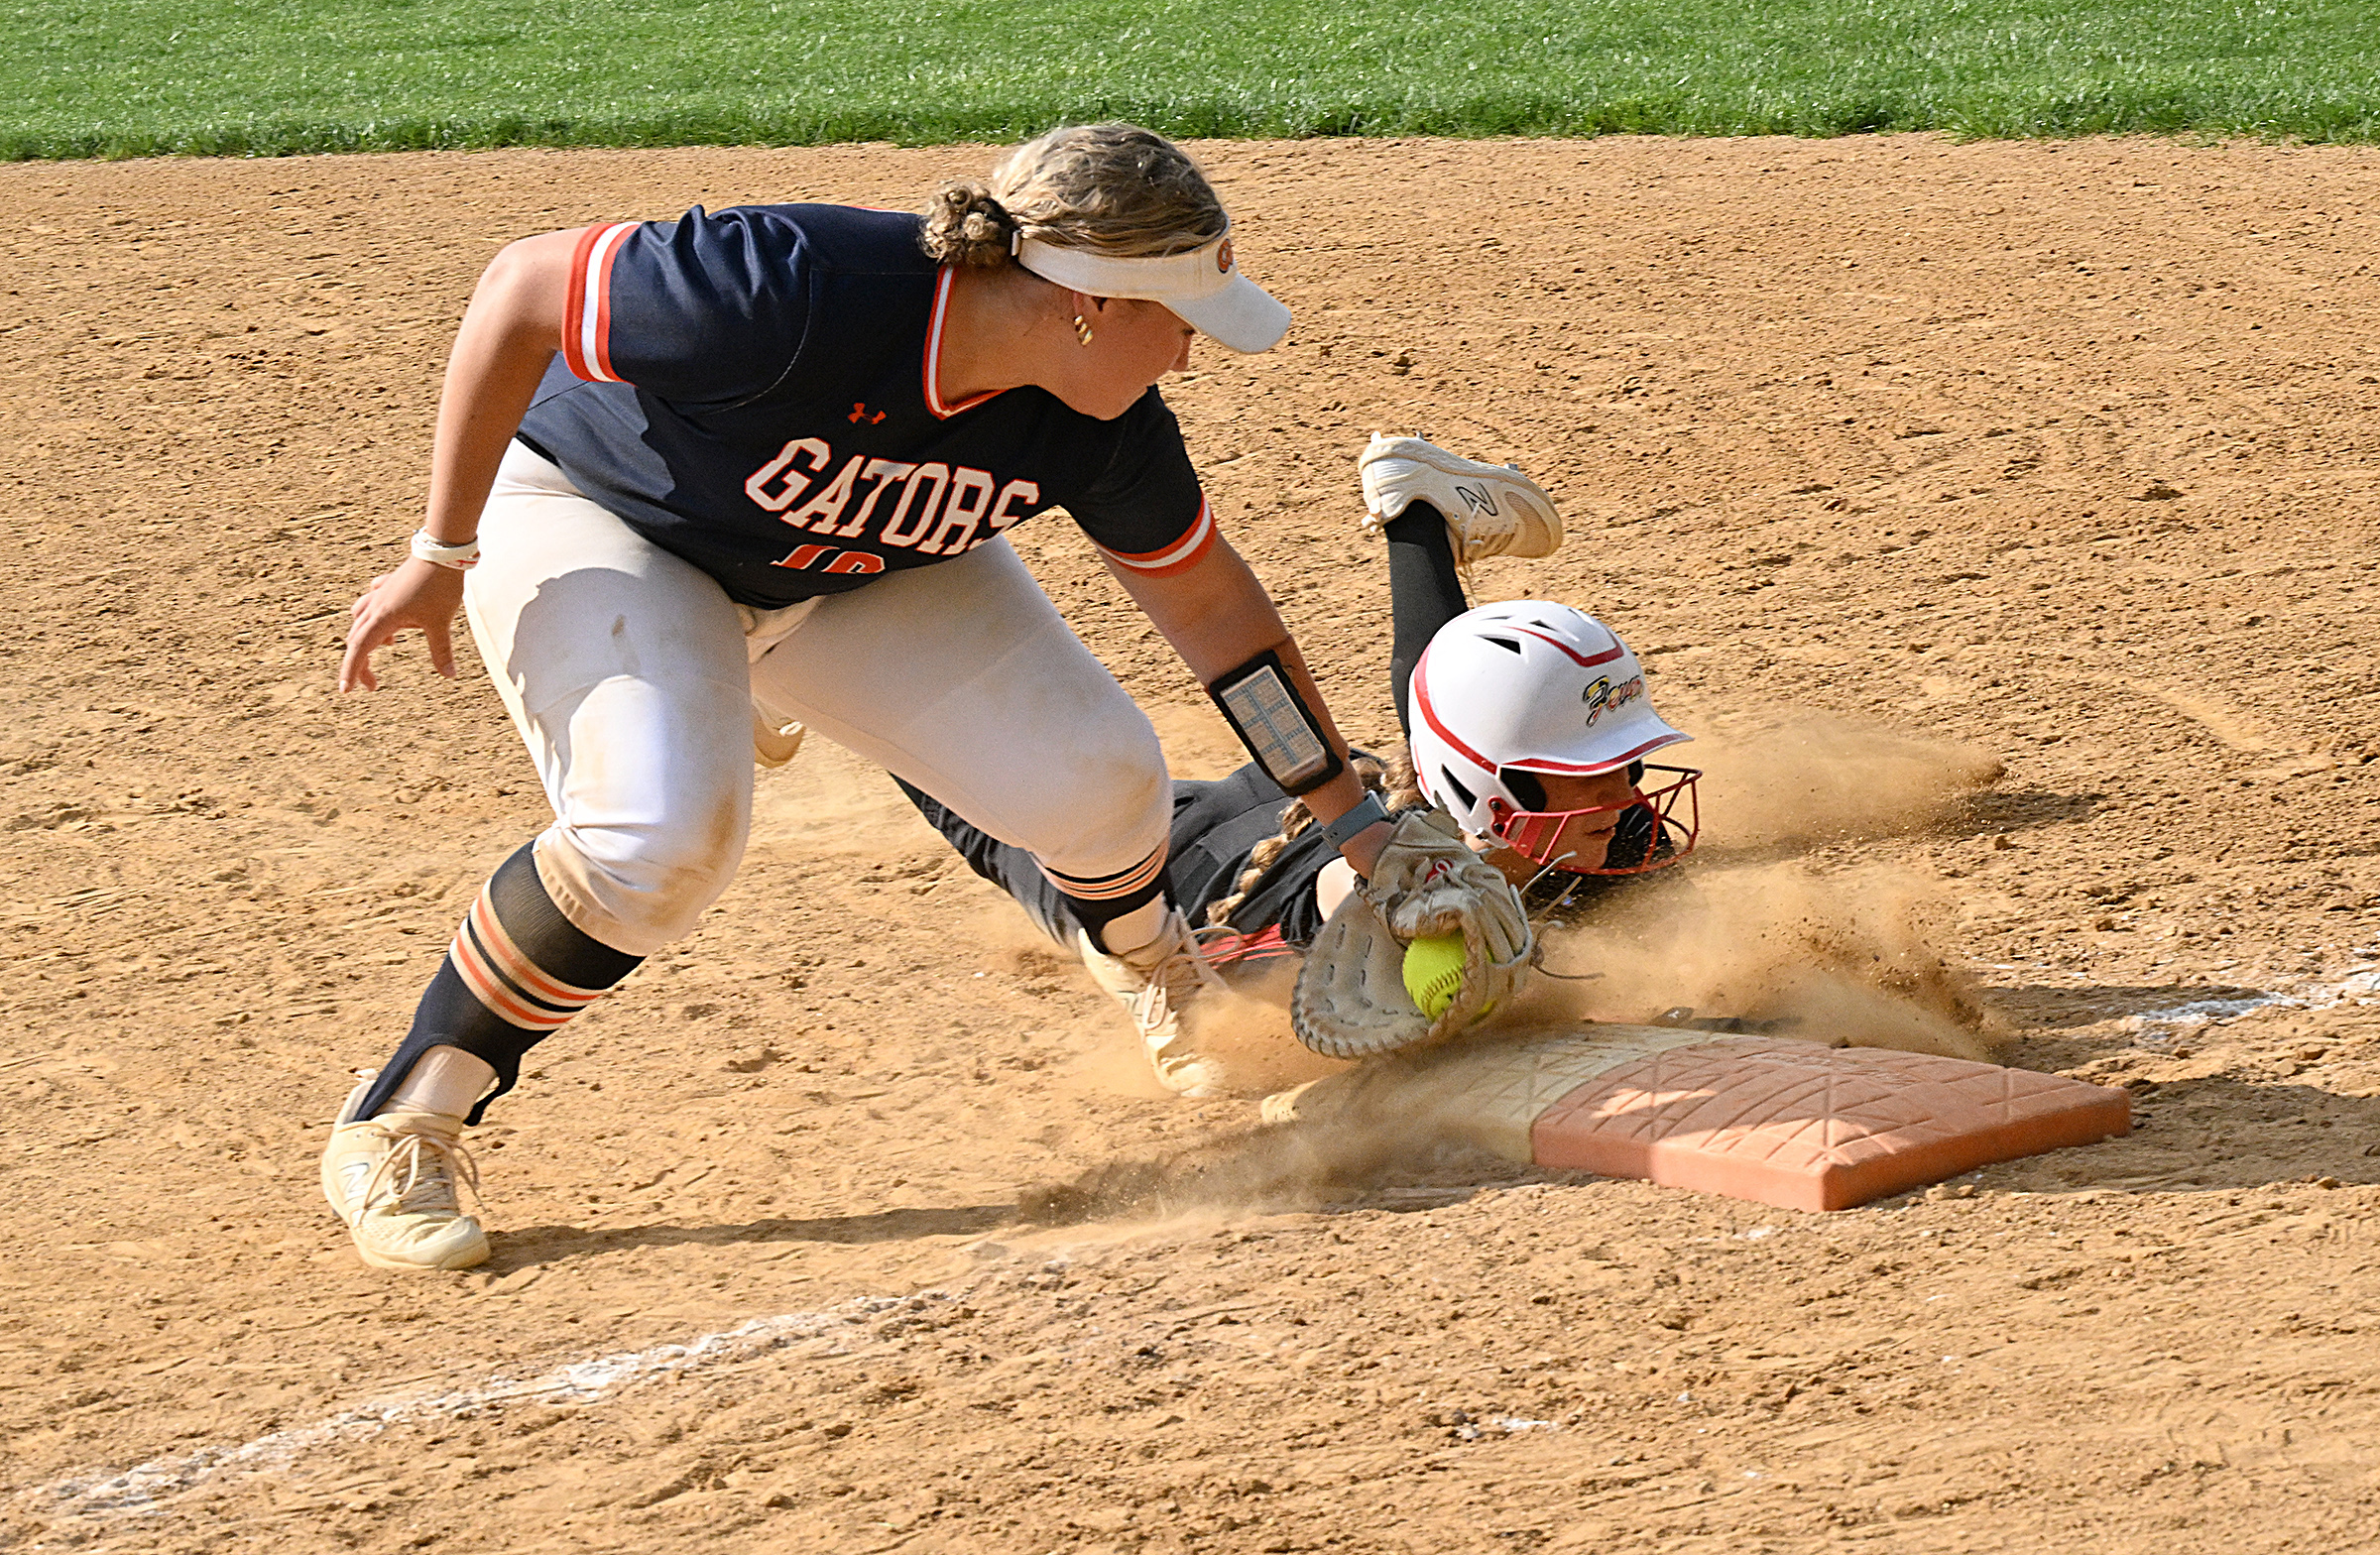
1483,765,1702,876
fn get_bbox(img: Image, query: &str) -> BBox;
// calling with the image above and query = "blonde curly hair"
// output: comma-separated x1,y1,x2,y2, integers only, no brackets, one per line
919,123,1229,271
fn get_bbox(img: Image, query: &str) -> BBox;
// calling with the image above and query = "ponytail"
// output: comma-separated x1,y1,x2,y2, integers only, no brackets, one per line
918,179,1020,268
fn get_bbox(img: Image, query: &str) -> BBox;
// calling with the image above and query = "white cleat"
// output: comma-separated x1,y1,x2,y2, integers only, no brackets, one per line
1078,910,1229,1098
319,1076,491,1271
1357,433,1563,563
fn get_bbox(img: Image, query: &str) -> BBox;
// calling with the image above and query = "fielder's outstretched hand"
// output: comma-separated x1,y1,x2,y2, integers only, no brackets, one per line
1291,807,1535,1059
339,557,466,691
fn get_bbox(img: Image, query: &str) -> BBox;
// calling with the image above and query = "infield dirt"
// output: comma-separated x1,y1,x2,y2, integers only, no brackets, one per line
4,135,2379,1553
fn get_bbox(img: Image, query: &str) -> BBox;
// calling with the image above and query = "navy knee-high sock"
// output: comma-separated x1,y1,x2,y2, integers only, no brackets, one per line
1039,843,1174,946
351,843,643,1125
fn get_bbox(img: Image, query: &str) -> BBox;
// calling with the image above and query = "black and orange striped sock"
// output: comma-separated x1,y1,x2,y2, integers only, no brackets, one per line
350,843,643,1125
1038,841,1171,949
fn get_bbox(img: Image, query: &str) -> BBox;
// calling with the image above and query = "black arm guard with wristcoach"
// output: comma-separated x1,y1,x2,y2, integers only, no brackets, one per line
1206,649,1347,797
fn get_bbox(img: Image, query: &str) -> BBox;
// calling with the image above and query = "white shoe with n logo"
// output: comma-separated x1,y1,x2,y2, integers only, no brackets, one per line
1077,910,1229,1099
1357,433,1563,563
319,1076,491,1271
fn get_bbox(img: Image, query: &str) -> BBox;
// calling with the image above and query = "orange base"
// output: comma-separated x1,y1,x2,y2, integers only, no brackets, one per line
1527,1037,2131,1212
1263,1024,2130,1212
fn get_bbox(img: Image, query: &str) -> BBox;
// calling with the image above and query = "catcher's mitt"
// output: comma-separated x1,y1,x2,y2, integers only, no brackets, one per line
1291,807,1535,1059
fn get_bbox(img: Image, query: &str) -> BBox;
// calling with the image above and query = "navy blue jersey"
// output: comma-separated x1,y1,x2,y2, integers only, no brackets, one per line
516,204,1215,610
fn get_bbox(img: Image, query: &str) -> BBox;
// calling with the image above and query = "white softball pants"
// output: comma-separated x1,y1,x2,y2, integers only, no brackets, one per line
464,443,1171,957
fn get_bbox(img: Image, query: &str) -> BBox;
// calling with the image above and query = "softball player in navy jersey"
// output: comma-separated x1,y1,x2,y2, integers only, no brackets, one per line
322,125,1404,1272
901,436,1702,1093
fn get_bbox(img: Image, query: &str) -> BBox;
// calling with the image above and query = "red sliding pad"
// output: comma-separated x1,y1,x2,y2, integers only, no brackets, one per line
1528,1037,2132,1211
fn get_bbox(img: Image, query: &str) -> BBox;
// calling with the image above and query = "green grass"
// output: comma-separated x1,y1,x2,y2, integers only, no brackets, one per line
7,0,2380,159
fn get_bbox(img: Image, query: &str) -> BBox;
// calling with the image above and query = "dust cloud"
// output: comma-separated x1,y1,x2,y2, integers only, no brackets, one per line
1020,1120,1391,1223
1034,723,2007,1224
1173,712,2006,1074
1486,708,2007,1057
1178,959,1346,1094
1677,710,2003,856
1510,863,1991,1060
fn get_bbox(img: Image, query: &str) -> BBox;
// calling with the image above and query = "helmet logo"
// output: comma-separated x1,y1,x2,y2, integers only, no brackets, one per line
1581,673,1646,726
1454,482,1499,516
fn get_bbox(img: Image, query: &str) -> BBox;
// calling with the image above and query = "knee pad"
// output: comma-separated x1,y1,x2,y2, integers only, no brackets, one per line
535,817,744,956
1044,720,1170,865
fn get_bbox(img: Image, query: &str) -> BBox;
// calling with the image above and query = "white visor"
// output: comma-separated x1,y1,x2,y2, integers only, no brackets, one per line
1014,228,1290,353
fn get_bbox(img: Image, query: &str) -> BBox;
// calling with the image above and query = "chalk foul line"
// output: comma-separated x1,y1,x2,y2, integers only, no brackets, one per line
15,1291,949,1530
2128,964,2380,1040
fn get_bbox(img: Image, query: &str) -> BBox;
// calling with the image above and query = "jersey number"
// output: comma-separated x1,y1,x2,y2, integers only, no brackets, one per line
774,543,884,574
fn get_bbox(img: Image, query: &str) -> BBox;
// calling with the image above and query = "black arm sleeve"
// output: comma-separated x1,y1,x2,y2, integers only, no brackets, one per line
1384,501,1470,738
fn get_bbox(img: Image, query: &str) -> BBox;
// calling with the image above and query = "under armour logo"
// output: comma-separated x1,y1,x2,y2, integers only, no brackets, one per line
1454,482,1498,515
847,402,886,424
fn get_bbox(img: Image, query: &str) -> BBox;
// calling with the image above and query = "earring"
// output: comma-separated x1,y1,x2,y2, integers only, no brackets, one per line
1072,313,1096,347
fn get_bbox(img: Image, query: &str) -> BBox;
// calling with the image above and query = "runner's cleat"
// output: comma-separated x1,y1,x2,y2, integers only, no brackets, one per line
1358,433,1563,563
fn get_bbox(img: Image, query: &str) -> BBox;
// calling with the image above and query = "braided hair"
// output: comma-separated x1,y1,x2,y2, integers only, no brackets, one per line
1203,748,1430,927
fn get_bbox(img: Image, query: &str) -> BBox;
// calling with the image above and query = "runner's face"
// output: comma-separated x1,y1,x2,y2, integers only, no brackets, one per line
1064,299,1195,419
1516,769,1641,871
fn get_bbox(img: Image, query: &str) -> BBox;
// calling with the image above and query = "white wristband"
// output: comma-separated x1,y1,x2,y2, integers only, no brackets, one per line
410,530,481,570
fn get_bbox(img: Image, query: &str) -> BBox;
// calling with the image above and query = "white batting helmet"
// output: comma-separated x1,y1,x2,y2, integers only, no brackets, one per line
1407,602,1692,842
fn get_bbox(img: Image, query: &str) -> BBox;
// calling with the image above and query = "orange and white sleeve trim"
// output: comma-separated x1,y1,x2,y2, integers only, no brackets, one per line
1096,497,1216,578
562,221,638,384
